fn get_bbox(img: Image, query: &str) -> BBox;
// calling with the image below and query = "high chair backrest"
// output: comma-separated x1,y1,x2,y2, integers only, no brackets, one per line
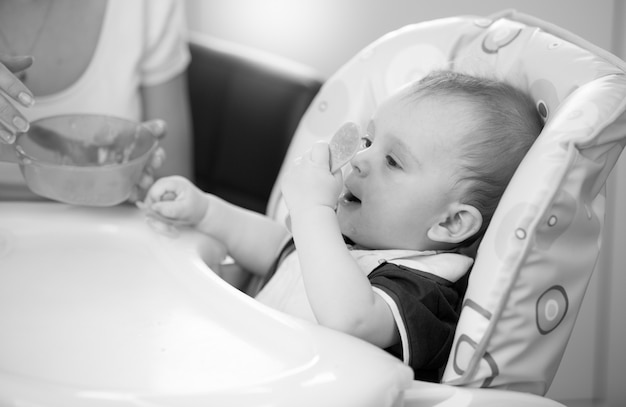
266,10,626,395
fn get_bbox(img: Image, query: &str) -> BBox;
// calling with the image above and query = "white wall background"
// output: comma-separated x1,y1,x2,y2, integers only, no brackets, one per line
185,1,625,406
185,0,616,78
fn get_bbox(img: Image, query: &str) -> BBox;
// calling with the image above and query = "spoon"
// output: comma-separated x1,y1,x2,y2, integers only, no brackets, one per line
329,121,361,173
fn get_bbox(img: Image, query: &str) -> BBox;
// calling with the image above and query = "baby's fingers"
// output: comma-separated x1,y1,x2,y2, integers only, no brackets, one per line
149,200,183,220
144,176,181,204
138,194,186,226
309,141,331,169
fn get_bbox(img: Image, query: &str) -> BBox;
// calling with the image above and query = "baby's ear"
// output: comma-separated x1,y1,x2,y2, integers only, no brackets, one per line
427,204,482,244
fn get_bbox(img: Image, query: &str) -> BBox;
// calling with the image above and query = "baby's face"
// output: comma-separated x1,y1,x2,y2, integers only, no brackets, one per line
336,92,473,251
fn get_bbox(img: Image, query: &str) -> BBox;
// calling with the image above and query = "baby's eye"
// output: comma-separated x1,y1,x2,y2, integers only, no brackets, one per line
360,137,372,149
386,155,400,168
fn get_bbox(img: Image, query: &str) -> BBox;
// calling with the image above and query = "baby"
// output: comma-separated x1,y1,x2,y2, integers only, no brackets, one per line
142,70,543,382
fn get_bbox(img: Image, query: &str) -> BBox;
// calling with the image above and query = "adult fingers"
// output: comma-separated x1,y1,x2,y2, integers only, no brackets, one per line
0,96,30,143
149,146,166,170
0,54,34,74
0,56,35,143
0,55,35,107
141,119,167,140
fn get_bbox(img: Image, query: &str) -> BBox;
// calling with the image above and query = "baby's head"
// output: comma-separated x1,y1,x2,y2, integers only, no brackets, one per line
337,70,543,252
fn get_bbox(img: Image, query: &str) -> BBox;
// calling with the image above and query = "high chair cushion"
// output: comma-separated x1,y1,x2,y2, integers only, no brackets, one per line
267,10,626,395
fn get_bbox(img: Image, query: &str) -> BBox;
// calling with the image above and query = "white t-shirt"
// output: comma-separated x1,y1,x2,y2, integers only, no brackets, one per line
0,0,190,199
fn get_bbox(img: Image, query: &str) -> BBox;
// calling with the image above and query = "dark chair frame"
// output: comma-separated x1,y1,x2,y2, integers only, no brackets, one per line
187,35,322,214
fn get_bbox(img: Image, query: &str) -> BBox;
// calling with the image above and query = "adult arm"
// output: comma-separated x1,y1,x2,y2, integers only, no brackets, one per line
141,70,194,179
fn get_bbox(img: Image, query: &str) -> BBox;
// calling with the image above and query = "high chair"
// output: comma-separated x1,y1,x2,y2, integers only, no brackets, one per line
1,9,625,407
265,9,626,406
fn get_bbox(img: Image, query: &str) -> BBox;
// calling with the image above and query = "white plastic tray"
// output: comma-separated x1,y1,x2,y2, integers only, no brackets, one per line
0,202,412,406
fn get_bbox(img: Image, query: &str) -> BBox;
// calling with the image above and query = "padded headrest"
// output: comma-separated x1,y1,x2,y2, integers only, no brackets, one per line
267,10,626,394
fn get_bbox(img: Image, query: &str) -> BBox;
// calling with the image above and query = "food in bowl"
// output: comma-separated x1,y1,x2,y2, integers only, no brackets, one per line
15,115,159,206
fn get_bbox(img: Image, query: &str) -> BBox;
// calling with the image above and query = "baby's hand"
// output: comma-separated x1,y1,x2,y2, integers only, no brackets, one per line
140,176,208,226
282,141,343,215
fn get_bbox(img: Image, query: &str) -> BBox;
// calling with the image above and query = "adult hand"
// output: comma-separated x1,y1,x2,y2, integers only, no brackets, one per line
0,54,35,144
128,119,167,202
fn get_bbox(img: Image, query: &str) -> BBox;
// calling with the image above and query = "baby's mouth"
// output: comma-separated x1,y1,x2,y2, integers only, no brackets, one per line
340,190,362,205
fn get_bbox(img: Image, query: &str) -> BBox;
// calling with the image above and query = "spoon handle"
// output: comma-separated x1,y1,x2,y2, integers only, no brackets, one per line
329,122,361,173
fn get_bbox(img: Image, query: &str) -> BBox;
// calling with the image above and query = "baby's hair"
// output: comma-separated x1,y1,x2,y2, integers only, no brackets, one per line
407,70,544,248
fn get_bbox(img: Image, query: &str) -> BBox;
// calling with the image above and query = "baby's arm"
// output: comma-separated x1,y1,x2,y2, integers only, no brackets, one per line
282,144,399,349
145,176,289,276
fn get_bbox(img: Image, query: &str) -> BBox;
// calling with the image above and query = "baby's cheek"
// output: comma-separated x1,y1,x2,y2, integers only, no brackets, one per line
369,214,415,249
336,208,356,236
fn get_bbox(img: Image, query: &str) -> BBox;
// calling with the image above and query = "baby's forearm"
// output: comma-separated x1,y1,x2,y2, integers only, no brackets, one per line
289,207,395,346
197,194,289,276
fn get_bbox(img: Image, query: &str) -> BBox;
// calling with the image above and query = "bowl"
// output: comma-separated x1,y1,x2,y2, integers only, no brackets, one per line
15,114,158,206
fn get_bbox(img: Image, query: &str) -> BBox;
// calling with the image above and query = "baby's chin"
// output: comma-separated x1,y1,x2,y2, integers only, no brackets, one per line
336,214,359,245
336,208,383,249
337,221,374,249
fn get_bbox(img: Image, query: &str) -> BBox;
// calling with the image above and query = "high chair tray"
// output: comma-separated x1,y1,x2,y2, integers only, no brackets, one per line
0,202,412,406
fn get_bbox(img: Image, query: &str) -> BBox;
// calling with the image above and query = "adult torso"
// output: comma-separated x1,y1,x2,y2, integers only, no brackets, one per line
0,0,107,96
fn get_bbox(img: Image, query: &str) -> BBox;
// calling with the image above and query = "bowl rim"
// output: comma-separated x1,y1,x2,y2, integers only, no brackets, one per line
15,114,159,171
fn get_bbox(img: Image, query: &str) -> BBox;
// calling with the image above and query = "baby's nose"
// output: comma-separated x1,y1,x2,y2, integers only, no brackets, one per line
349,150,369,175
